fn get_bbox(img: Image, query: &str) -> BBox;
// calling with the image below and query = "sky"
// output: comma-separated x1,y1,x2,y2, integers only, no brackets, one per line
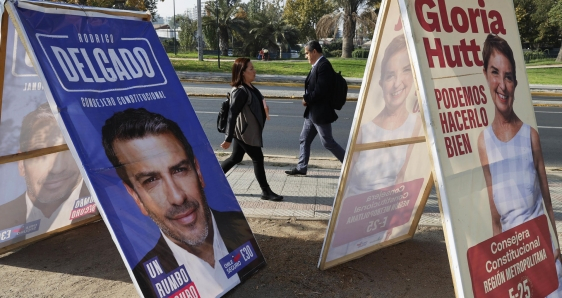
156,0,249,18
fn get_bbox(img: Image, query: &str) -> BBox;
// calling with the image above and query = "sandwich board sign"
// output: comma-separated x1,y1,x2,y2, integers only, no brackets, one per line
320,0,562,296
5,1,266,297
318,0,434,270
0,9,99,254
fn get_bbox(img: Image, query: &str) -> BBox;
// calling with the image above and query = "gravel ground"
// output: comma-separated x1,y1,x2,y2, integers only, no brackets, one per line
0,218,454,297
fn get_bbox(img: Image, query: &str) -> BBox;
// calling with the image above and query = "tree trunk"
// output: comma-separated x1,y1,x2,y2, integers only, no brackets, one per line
219,27,229,56
556,39,562,62
341,9,356,58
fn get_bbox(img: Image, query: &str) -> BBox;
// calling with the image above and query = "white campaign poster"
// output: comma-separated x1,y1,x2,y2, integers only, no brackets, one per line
400,0,562,296
319,0,433,269
0,14,97,251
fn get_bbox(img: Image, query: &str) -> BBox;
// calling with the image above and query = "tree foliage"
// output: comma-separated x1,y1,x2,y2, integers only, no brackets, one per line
514,0,559,48
202,0,247,55
177,15,198,52
356,6,378,41
246,0,299,54
547,1,562,61
316,0,380,58
283,0,335,42
56,0,158,18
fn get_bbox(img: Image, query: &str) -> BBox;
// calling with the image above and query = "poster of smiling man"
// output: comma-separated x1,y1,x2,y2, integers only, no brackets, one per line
5,1,265,297
399,0,561,296
318,0,433,270
0,14,97,252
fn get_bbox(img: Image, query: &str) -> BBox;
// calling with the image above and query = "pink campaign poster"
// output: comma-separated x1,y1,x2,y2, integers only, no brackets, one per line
332,178,424,247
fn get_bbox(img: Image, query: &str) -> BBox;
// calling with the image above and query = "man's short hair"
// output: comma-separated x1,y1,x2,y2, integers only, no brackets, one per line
101,108,195,188
305,40,323,54
20,103,56,152
482,34,516,82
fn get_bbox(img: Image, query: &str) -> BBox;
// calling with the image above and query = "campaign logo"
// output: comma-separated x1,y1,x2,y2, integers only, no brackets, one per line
35,33,166,93
219,241,258,279
142,257,200,298
356,241,367,248
0,220,41,242
69,196,97,220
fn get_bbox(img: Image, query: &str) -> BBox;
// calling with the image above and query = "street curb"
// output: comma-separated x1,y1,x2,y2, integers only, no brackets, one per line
188,93,360,101
179,78,362,89
531,92,562,98
187,93,562,105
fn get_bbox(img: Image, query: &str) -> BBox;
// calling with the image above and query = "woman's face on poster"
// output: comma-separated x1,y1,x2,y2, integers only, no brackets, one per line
379,49,413,110
483,50,518,116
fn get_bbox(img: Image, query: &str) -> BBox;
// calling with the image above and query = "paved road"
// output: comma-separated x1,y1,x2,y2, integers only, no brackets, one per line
190,96,562,168
535,106,562,168
190,96,356,159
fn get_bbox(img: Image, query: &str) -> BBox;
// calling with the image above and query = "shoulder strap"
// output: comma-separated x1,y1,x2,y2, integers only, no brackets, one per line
232,85,251,105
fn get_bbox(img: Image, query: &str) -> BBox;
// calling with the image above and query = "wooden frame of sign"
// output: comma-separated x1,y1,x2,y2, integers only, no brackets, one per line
0,216,101,255
13,1,151,21
0,10,9,122
318,0,435,270
0,4,114,254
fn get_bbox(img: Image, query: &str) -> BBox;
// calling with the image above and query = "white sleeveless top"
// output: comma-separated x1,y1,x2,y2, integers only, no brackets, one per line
346,113,417,196
483,123,543,231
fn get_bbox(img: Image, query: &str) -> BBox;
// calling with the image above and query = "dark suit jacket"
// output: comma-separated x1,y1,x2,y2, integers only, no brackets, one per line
0,182,91,248
133,209,265,298
303,56,338,125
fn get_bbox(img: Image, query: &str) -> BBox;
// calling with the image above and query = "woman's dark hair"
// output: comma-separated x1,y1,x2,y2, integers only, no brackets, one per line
231,57,251,87
482,34,516,82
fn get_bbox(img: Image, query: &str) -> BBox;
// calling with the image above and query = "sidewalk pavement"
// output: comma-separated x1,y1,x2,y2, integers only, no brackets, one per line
223,155,562,234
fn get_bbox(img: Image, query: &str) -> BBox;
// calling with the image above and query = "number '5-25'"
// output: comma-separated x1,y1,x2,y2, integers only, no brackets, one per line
366,217,387,233
509,279,530,298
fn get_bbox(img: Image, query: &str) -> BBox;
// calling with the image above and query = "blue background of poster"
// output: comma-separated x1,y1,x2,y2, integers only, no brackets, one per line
15,6,242,267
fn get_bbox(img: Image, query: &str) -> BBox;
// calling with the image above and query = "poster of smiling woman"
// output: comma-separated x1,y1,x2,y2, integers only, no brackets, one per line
400,0,562,296
5,1,265,297
318,0,433,270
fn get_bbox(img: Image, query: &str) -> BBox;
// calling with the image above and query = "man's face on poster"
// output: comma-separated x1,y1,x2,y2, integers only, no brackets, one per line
18,120,82,205
483,50,517,116
114,133,212,247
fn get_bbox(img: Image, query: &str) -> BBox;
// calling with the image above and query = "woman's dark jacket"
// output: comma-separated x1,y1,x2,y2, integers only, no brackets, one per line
224,84,266,147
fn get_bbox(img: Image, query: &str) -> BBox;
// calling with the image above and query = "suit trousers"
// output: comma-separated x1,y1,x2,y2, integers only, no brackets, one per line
297,117,345,173
221,138,269,188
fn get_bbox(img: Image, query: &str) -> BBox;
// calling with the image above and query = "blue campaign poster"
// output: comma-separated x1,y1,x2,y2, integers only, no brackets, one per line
9,1,265,297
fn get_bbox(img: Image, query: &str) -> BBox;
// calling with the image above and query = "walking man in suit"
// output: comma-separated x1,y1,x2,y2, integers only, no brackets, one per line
286,40,345,176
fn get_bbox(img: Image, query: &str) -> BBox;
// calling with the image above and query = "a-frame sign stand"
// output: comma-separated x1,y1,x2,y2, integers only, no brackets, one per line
320,0,562,297
0,5,101,255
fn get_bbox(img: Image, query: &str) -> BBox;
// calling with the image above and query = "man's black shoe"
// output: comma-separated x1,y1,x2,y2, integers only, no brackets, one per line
285,168,306,176
261,186,283,201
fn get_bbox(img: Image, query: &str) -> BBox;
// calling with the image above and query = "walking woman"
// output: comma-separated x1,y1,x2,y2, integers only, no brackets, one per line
220,58,283,201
